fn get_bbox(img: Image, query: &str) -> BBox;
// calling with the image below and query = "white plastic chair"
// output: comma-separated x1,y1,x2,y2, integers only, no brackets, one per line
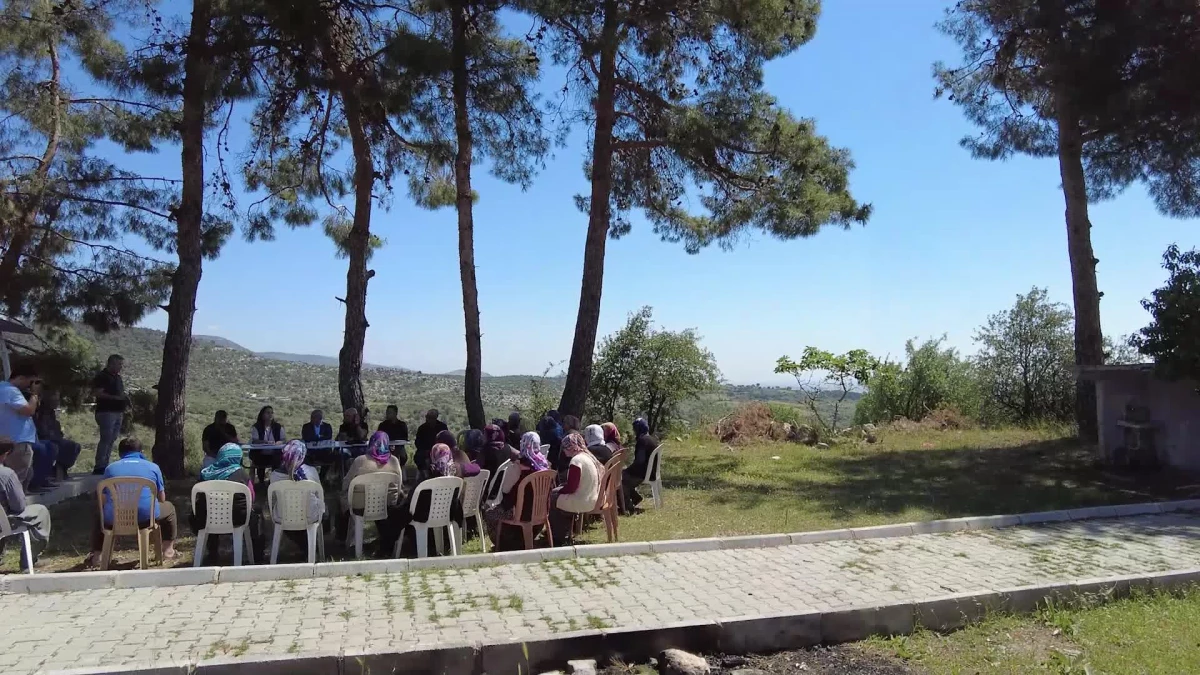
347,472,401,559
458,470,491,552
191,480,255,567
268,480,326,564
540,444,550,454
395,476,462,559
484,460,513,509
644,444,664,508
0,503,34,574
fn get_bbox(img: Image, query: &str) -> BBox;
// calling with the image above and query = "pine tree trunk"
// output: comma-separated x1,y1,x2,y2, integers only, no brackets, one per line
0,39,61,314
152,0,211,479
559,0,620,418
451,1,485,430
1055,91,1103,444
335,83,371,415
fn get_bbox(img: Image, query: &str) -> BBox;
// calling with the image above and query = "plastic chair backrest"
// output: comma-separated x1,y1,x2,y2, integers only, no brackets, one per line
604,450,626,472
645,444,663,482
408,476,463,526
268,480,324,530
511,469,555,524
98,477,157,535
540,444,550,454
348,472,401,521
190,480,250,534
0,503,12,536
486,460,512,502
460,469,491,515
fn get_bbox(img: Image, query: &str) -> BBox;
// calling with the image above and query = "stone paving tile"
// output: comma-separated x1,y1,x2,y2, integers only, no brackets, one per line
2,513,1199,674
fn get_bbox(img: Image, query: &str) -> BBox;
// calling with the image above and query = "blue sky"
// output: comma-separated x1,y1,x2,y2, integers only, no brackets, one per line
123,1,1194,385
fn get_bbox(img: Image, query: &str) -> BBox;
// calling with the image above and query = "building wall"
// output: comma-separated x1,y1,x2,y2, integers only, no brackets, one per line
1096,374,1200,470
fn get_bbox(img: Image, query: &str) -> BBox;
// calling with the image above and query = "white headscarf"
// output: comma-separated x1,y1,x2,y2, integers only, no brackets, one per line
583,424,606,448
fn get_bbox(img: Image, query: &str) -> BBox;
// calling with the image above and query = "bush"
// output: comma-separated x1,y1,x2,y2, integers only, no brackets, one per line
854,337,980,425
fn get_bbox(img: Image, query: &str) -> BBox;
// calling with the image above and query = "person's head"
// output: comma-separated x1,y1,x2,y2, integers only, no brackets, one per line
583,424,605,448
561,432,587,458
435,429,457,448
201,443,244,481
117,437,143,457
256,406,274,426
484,424,506,448
508,411,521,431
601,422,622,445
518,431,550,471
633,418,650,437
343,407,359,424
281,440,308,480
310,409,324,426
106,354,124,374
367,430,391,465
8,362,39,389
385,405,398,421
546,409,561,423
214,410,228,424
464,429,485,453
0,439,13,461
426,408,439,422
562,415,580,433
451,445,472,468
430,443,455,477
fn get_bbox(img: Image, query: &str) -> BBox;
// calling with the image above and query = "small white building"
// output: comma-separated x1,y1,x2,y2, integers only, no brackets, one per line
1078,365,1200,470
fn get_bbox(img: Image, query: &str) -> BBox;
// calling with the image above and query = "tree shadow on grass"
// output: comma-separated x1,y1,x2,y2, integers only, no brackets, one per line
665,439,1200,522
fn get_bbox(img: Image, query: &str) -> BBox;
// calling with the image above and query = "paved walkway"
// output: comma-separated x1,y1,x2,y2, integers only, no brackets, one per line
3,512,1200,674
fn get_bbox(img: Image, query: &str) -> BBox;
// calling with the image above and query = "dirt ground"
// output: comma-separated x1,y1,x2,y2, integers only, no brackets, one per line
602,646,917,675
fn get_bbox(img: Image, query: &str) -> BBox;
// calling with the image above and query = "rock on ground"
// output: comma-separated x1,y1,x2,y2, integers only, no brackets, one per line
660,649,711,675
568,659,598,675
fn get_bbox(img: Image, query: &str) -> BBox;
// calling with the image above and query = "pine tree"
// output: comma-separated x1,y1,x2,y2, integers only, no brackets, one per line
527,0,871,417
935,0,1200,441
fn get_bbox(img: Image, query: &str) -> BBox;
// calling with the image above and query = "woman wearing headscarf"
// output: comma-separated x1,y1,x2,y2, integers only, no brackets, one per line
506,412,522,448
388,442,466,557
549,432,603,545
537,412,565,470
463,429,485,463
190,443,258,551
483,431,549,550
583,424,613,464
338,431,406,545
268,440,326,536
623,418,659,508
480,424,517,476
601,423,623,459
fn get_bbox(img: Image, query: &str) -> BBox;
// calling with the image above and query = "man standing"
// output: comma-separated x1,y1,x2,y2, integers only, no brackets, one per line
91,354,127,475
0,364,41,488
34,391,81,481
413,408,448,474
377,405,409,465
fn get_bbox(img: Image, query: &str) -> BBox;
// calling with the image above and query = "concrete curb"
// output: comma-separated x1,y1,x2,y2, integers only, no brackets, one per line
9,499,1198,595
43,567,1200,675
28,474,102,508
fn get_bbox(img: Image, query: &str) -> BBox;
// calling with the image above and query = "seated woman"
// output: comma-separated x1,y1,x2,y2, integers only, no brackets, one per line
382,443,464,556
480,424,517,477
338,431,404,540
462,429,485,463
190,443,259,558
268,440,325,548
602,422,623,459
622,418,659,508
452,444,482,478
482,432,549,551
549,432,602,546
583,424,613,464
247,406,284,487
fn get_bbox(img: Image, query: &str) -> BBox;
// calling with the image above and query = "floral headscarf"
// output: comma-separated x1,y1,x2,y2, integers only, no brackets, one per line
367,430,391,466
519,431,550,471
430,443,455,477
201,443,244,481
601,422,622,445
560,431,588,458
281,440,310,481
484,424,506,450
583,424,605,448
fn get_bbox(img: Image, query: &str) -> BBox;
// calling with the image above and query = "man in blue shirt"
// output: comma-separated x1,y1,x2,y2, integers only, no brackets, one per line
0,363,50,489
85,437,178,567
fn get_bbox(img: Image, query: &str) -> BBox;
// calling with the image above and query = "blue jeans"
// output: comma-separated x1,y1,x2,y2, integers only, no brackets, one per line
94,412,123,471
43,438,81,475
27,441,56,491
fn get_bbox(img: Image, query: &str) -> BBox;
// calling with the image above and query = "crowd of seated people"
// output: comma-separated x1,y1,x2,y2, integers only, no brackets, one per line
3,397,662,570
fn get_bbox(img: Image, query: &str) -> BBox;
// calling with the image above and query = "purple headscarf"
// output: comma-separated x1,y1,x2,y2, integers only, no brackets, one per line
430,443,455,477
519,431,550,472
367,430,391,466
282,440,310,481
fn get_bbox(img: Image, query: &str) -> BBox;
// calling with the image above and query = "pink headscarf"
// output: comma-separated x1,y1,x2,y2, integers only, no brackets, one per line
367,430,391,466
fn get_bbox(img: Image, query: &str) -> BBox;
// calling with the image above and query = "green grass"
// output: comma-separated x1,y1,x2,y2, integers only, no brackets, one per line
575,426,1196,544
6,425,1196,573
866,587,1200,674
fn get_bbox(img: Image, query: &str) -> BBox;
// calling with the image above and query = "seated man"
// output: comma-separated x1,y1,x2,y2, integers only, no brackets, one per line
376,405,408,466
0,440,51,569
33,392,80,481
201,410,238,465
302,409,338,477
337,407,369,444
84,438,178,566
622,418,659,509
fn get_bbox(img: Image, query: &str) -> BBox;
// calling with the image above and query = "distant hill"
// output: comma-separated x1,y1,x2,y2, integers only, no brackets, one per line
445,369,493,378
194,335,249,351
